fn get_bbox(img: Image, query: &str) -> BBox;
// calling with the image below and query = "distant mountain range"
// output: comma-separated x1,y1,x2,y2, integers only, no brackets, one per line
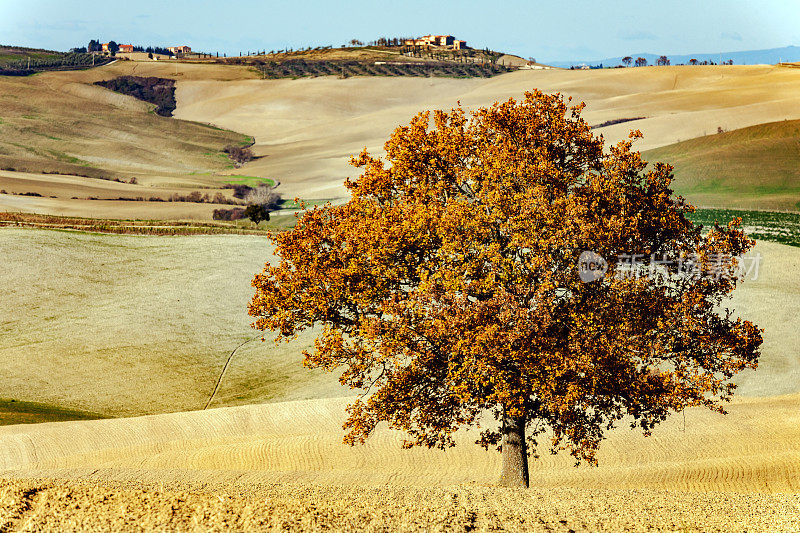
546,45,800,68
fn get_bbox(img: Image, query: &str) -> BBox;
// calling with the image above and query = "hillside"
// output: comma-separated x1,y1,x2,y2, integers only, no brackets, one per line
0,45,61,63
643,119,800,211
213,44,508,66
4,63,800,219
0,45,113,74
0,62,261,219
3,54,800,530
0,63,252,180
174,64,800,202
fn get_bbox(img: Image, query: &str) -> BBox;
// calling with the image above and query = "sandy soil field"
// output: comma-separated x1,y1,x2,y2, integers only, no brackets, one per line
1,233,799,528
2,479,799,531
0,229,341,417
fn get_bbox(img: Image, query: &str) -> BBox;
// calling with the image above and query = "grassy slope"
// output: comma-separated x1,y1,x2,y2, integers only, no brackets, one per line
643,119,800,211
688,208,800,247
0,62,273,220
0,64,249,183
0,46,62,64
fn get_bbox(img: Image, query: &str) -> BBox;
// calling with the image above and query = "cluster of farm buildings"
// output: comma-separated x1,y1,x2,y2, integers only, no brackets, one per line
99,43,192,56
404,35,468,50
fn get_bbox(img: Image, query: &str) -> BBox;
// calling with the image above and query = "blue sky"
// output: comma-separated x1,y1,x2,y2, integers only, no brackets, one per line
1,0,798,62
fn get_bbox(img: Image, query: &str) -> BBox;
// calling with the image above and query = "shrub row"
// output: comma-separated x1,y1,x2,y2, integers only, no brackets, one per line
0,212,266,235
591,117,646,129
212,207,245,220
75,192,244,205
254,60,514,79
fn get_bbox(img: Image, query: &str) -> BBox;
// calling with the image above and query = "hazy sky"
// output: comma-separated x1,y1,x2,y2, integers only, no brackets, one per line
2,0,798,62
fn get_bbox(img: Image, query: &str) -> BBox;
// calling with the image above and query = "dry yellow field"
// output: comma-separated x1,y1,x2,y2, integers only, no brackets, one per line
4,61,800,529
4,62,800,217
1,231,795,417
174,64,800,201
0,229,342,417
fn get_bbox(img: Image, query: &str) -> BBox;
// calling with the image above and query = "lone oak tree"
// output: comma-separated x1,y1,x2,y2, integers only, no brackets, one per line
249,91,762,488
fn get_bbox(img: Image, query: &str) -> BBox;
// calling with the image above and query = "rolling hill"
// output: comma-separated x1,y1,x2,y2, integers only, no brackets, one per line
0,61,257,219
174,64,800,203
4,62,800,218
0,45,61,64
3,55,800,530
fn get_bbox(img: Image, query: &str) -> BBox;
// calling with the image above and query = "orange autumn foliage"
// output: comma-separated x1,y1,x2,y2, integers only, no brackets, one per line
249,90,761,472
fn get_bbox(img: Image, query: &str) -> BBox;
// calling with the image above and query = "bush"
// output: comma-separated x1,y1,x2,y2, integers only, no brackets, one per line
212,207,245,221
244,185,280,210
224,145,255,165
243,204,271,224
224,184,253,199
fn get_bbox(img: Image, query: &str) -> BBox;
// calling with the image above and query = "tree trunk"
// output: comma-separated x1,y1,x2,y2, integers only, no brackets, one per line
498,407,529,488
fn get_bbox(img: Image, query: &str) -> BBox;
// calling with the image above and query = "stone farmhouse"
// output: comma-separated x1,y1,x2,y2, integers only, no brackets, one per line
404,35,467,50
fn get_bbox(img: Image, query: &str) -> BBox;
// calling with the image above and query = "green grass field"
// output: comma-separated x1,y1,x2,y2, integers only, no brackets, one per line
643,119,800,211
689,208,800,248
223,175,276,187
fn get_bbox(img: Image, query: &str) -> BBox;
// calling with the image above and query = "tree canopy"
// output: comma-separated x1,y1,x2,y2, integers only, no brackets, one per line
249,90,761,487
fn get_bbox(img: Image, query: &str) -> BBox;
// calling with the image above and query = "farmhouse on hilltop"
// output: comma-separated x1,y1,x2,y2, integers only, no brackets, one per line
168,45,192,56
100,42,133,54
404,35,467,50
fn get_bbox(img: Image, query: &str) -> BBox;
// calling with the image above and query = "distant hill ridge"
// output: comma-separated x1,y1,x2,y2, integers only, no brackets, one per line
548,45,800,67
